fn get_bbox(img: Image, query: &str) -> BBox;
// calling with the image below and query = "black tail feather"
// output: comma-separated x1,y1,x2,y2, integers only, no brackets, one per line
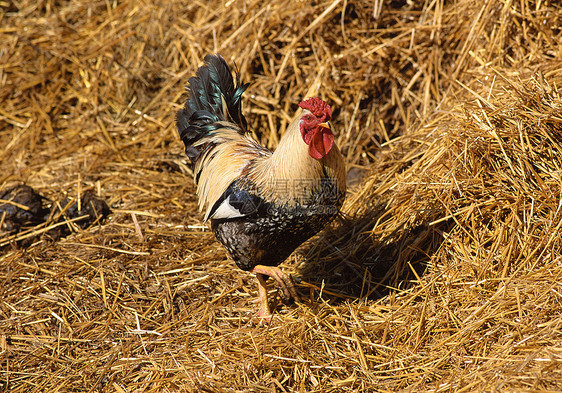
177,54,249,165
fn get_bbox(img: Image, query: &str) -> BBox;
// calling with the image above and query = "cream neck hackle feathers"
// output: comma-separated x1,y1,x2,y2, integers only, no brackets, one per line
195,109,346,220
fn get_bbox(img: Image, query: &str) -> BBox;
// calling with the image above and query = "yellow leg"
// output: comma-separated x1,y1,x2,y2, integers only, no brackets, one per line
255,273,271,318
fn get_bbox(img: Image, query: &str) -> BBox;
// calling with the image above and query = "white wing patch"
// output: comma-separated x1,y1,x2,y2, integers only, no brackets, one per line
205,195,246,221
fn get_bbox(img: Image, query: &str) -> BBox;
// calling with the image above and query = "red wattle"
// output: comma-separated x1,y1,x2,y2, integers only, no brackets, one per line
308,128,334,159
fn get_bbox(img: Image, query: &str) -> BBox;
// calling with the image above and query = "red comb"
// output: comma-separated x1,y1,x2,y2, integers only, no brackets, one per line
298,97,332,121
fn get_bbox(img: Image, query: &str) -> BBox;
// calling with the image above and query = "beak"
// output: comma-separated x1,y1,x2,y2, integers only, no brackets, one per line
318,122,330,129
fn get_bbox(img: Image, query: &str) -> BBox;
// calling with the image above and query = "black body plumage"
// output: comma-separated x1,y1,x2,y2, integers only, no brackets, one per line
211,180,344,271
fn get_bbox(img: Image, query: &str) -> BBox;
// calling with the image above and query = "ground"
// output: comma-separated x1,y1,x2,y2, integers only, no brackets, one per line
1,0,562,391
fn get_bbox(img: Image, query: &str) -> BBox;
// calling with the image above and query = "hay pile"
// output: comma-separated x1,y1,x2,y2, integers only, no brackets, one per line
1,0,562,391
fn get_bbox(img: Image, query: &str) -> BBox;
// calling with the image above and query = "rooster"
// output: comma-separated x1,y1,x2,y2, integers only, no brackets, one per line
176,54,346,318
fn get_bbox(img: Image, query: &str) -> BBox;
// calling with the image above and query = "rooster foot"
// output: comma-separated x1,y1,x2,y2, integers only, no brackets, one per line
251,265,299,301
251,265,299,319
